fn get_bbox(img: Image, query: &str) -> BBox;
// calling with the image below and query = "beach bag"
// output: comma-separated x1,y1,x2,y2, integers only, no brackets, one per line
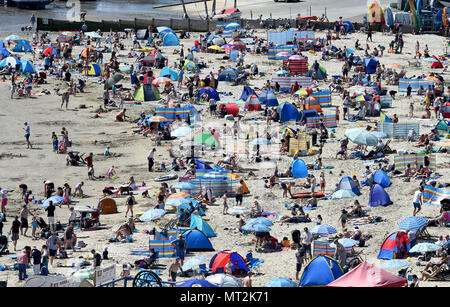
358,239,365,247
40,266,49,276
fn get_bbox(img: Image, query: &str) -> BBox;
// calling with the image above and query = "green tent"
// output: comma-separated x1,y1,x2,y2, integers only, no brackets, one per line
190,214,216,237
133,83,160,102
436,120,449,135
193,132,220,148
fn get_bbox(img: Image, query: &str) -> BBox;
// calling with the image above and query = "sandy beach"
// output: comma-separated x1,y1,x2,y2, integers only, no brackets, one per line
0,20,449,288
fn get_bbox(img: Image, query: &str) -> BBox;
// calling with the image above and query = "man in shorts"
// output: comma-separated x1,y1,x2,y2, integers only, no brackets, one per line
295,244,305,280
235,180,244,206
9,216,21,251
413,186,424,216
23,122,32,149
171,234,186,266
45,200,56,232
47,232,60,266
168,258,183,282
301,227,313,261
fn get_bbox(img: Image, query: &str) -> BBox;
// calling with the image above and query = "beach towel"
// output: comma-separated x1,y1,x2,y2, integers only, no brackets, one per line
398,78,434,92
422,185,450,206
377,122,419,139
306,115,337,129
394,153,437,171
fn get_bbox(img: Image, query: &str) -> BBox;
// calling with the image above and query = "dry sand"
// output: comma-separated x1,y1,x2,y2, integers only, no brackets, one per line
0,26,449,287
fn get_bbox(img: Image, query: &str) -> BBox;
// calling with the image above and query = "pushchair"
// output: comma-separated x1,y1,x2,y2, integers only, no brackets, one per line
81,209,101,229
0,235,9,255
66,151,85,166
36,217,51,239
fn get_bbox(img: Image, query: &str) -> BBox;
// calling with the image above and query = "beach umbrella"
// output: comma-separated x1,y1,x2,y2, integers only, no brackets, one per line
139,208,165,222
276,52,292,58
212,37,225,46
184,60,196,70
409,243,442,253
104,73,124,89
41,196,66,208
250,138,271,145
380,259,411,269
5,35,21,41
176,279,219,287
344,128,379,146
246,218,273,226
437,139,450,147
295,89,311,96
425,76,440,82
221,44,233,49
355,94,371,102
423,57,439,62
73,206,96,213
310,224,337,236
181,256,208,271
85,32,102,39
148,116,170,123
371,131,387,139
289,55,305,60
172,182,196,190
226,22,240,28
397,216,427,231
242,223,271,232
228,206,252,215
206,274,242,287
81,46,94,58
165,197,192,207
264,278,297,287
171,126,192,138
208,45,224,52
152,77,173,86
330,238,359,248
332,190,358,199
193,131,220,148
167,192,188,200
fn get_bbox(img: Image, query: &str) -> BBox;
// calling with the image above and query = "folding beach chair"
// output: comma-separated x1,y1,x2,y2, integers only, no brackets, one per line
415,225,431,240
198,263,212,277
245,252,264,274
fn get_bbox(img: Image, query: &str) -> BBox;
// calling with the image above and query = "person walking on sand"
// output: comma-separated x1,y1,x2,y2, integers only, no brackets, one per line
45,200,56,232
413,186,424,216
9,216,21,251
23,122,32,149
125,192,136,218
301,227,313,261
168,258,183,282
20,204,34,237
235,179,244,206
295,244,305,280
148,148,156,172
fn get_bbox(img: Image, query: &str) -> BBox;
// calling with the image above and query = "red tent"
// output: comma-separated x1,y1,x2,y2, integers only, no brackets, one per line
244,94,262,111
209,250,249,274
327,262,407,287
431,56,444,69
219,103,239,116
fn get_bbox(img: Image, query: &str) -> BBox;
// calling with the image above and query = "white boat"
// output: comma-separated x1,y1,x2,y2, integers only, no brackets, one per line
212,8,242,21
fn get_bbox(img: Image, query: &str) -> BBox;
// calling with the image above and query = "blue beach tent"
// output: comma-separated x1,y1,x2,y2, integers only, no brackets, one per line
183,229,214,252
364,58,379,74
276,102,299,122
298,255,344,287
163,32,180,46
373,170,391,188
240,85,257,101
259,90,279,106
368,184,392,207
13,40,32,52
160,67,179,81
337,176,361,195
190,214,216,237
291,159,308,178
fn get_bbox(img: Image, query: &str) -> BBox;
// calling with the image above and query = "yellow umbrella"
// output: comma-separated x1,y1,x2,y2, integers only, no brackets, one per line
149,116,170,123
208,45,224,52
295,89,310,96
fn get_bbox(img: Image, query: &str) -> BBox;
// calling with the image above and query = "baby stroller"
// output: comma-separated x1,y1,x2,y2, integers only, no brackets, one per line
81,209,100,229
36,217,51,239
0,235,9,255
66,151,85,166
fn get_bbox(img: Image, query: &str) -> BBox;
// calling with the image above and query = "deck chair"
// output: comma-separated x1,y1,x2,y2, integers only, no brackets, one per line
162,218,178,231
245,252,264,274
425,265,448,281
198,263,212,277
415,225,431,240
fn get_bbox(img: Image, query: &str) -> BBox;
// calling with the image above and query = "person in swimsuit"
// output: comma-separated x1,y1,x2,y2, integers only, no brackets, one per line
338,208,348,229
125,192,136,217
